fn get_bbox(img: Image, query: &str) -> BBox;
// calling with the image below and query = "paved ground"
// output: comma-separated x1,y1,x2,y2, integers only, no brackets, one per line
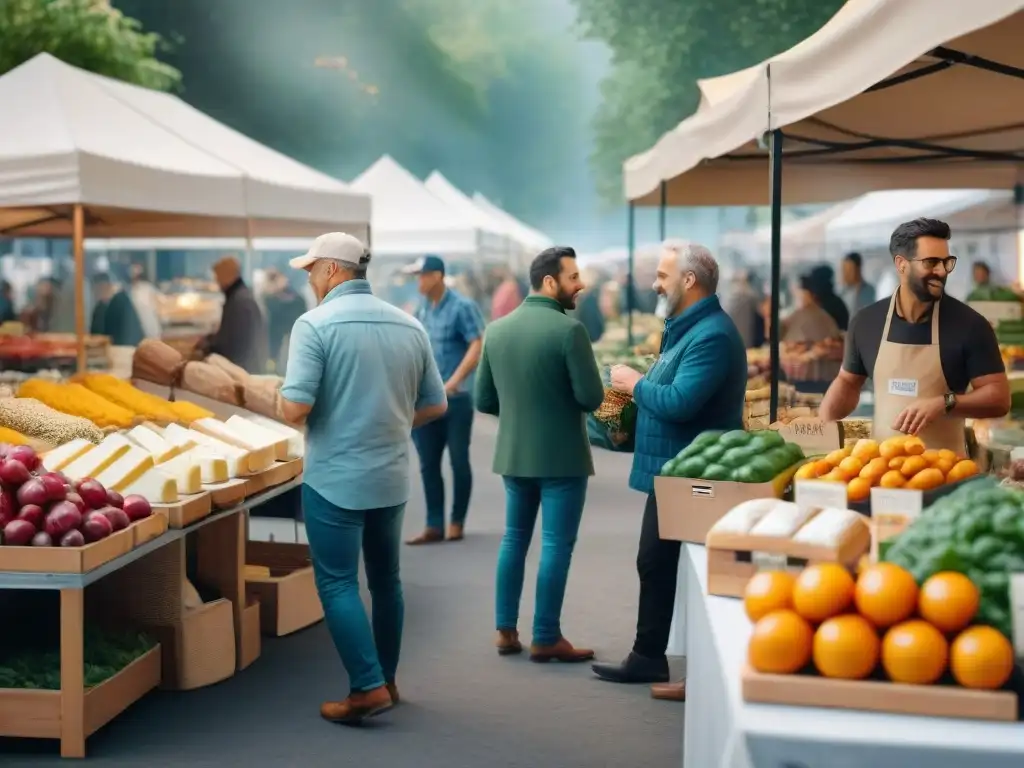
2,416,684,767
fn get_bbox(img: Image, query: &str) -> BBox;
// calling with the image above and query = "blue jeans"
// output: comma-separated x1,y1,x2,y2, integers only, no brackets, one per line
302,485,405,693
495,476,588,646
412,394,474,530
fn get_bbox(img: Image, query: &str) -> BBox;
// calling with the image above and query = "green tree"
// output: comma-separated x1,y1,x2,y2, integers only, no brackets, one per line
0,0,180,89
573,0,844,201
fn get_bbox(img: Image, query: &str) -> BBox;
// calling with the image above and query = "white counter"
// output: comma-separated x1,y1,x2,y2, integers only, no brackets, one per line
680,544,1024,768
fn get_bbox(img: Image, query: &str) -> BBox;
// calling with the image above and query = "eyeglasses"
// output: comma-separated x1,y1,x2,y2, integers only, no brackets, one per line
908,256,957,273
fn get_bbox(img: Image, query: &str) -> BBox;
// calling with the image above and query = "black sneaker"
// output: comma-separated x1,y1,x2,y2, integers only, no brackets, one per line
592,652,670,684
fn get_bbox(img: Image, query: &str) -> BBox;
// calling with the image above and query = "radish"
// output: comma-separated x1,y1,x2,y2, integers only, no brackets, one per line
44,501,82,539
3,519,36,546
17,504,44,530
0,459,31,488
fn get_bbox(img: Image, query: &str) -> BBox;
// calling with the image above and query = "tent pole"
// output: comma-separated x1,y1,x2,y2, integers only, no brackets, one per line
627,202,636,348
1015,184,1024,286
768,129,784,424
244,218,255,285
73,204,86,373
659,181,667,241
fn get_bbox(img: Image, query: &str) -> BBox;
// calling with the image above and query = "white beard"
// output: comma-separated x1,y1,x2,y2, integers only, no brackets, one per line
654,295,670,319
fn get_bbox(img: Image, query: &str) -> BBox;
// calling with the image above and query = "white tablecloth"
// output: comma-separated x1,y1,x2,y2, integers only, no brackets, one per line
679,544,1024,768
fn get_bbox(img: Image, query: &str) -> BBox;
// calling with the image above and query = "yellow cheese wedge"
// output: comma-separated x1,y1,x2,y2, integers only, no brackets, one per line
128,425,186,464
244,415,304,458
42,438,95,472
184,448,230,483
224,415,290,461
121,468,179,503
62,433,133,481
157,451,203,494
165,423,250,477
95,446,156,493
190,419,274,473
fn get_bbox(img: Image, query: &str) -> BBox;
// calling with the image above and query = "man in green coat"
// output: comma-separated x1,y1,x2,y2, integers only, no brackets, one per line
475,246,606,664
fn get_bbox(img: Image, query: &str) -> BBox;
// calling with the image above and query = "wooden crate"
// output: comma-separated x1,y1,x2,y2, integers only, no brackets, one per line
245,541,323,636
244,459,303,496
0,528,132,573
130,513,169,547
153,491,213,529
238,597,262,671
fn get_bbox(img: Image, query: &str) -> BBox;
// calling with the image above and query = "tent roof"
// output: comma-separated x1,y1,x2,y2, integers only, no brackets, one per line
471,193,553,251
350,156,482,256
0,53,370,237
624,0,1024,206
425,172,509,236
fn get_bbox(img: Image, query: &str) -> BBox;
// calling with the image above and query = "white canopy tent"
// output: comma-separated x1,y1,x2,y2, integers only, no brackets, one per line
350,156,495,259
471,193,553,254
424,171,515,259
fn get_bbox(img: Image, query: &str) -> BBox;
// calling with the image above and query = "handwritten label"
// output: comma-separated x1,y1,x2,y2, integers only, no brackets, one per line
771,418,842,453
888,378,919,398
1011,574,1024,660
968,300,1023,324
752,551,788,572
870,487,923,543
795,480,847,513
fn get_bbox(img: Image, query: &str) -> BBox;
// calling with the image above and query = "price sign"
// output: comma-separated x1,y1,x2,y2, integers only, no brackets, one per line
1011,574,1024,661
870,487,923,543
752,551,788,572
771,418,843,454
795,480,847,513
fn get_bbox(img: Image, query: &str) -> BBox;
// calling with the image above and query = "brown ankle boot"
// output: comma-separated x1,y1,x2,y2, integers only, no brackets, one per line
386,681,400,705
320,685,393,724
405,528,444,545
529,637,595,663
447,523,464,541
495,629,523,656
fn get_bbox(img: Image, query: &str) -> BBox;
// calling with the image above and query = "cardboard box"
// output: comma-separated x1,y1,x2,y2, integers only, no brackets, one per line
245,541,324,636
770,417,844,456
238,597,261,671
654,463,803,544
148,598,236,691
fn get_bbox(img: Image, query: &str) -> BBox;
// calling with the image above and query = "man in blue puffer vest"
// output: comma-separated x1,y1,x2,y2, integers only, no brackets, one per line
592,241,747,701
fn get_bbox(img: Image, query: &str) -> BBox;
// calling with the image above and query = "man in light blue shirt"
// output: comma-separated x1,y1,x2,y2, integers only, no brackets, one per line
280,232,447,725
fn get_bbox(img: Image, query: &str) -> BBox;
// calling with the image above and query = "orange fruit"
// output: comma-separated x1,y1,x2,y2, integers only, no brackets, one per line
903,436,925,456
934,458,955,477
825,449,849,467
946,459,979,484
950,626,1015,690
918,572,979,634
855,562,919,628
879,470,906,488
846,476,871,503
812,459,833,477
900,456,928,478
879,437,907,460
744,571,797,622
795,462,818,480
921,449,941,464
882,620,949,685
821,470,846,483
851,439,880,462
813,614,880,680
937,448,959,464
888,456,907,471
792,563,855,623
748,609,814,675
838,456,864,478
907,467,945,491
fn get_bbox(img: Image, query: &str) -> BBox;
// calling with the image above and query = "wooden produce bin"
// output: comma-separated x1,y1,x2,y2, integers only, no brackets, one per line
742,665,1018,722
245,458,303,495
153,491,213,528
0,528,132,574
130,512,169,547
238,597,262,671
245,541,324,636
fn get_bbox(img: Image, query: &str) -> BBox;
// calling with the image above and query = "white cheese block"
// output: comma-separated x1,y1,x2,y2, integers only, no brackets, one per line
128,425,186,464
61,433,133,481
244,414,304,458
169,423,252,477
184,448,230,483
157,451,203,494
224,415,291,460
711,498,781,536
122,468,179,504
160,423,198,454
793,507,863,548
190,418,274,472
96,446,156,493
749,502,816,538
42,438,95,472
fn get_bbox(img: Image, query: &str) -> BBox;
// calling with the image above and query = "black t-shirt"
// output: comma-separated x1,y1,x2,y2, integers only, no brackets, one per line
842,295,1003,394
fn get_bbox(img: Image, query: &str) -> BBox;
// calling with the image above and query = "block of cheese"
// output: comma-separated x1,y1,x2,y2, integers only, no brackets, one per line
61,433,133,481
128,425,188,464
96,446,156,492
121,468,179,504
190,418,274,472
156,451,203,494
224,415,291,460
184,448,230,483
243,415,304,459
157,422,197,454
42,438,95,473
165,423,252,477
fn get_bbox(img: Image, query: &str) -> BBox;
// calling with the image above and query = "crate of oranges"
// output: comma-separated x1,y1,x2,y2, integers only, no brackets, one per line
741,562,1019,721
793,435,980,507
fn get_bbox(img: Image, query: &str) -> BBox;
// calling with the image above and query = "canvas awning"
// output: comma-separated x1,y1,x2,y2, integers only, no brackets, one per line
624,0,1024,206
424,171,514,256
0,53,371,238
471,193,553,252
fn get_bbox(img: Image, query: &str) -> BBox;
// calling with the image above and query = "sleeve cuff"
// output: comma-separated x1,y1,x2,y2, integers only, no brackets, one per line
280,386,316,406
632,377,647,406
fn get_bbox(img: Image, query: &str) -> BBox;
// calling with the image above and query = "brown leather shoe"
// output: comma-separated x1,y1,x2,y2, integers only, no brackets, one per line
495,629,523,656
529,637,595,663
386,681,400,705
320,685,393,724
651,680,686,701
405,528,444,545
447,523,464,541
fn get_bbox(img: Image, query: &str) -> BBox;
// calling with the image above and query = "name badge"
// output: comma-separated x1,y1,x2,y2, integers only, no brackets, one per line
888,378,918,398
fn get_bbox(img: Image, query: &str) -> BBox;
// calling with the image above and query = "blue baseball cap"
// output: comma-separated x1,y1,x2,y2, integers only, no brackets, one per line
401,254,446,275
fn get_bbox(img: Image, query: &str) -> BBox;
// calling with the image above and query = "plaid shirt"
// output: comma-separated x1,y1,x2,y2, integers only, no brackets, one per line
416,288,485,398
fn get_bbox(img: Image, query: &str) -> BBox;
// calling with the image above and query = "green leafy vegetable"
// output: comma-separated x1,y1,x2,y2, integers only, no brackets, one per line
0,629,155,691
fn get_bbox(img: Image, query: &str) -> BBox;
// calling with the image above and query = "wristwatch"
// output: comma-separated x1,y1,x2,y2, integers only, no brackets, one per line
944,392,957,413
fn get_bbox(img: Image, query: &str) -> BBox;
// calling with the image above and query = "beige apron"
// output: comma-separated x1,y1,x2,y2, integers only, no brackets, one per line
872,292,965,453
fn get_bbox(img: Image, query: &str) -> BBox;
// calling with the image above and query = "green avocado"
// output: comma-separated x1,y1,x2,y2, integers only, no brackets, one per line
718,429,751,449
700,463,732,481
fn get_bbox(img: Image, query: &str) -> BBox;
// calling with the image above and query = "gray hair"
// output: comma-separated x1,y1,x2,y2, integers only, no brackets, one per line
320,256,368,279
662,239,719,294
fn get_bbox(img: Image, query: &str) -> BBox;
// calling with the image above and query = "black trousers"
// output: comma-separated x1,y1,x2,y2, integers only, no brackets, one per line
633,492,681,659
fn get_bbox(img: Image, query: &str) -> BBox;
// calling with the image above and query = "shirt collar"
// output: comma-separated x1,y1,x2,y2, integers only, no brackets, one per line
223,277,245,299
523,295,566,314
322,279,372,304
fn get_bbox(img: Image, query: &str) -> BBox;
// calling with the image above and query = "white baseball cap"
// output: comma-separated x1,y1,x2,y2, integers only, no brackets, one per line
289,232,370,270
